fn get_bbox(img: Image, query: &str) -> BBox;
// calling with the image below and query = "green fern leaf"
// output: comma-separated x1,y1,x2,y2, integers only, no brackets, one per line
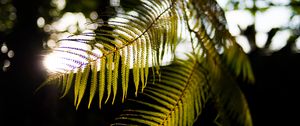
76,64,90,109
113,57,208,126
39,1,254,126
112,52,120,104
74,67,82,106
99,57,106,109
88,62,98,108
184,0,254,83
60,71,74,98
35,73,63,94
42,0,179,109
105,53,114,103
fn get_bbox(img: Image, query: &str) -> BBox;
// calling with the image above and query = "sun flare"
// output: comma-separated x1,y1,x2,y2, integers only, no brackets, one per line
43,35,95,73
43,53,63,73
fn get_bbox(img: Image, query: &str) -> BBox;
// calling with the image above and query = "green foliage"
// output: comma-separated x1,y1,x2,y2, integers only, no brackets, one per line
113,57,208,126
0,0,16,33
113,55,252,126
40,0,255,125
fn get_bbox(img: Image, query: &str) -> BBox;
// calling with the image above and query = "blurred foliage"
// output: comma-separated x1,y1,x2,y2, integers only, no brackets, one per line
0,0,16,72
37,0,143,23
291,0,300,14
38,0,112,24
223,0,300,54
0,0,16,34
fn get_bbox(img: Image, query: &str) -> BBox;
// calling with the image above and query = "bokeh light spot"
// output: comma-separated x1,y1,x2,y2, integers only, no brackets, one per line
51,0,66,10
269,30,291,51
90,11,98,20
256,32,268,48
47,39,56,48
110,0,120,7
236,36,251,53
1,43,8,53
3,59,10,72
3,59,10,67
7,50,14,58
37,17,45,28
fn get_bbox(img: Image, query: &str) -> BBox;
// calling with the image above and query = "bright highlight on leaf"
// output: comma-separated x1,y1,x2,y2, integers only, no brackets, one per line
43,34,98,73
43,53,61,73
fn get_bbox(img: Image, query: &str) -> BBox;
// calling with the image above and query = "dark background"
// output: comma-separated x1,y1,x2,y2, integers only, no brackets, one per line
0,0,299,125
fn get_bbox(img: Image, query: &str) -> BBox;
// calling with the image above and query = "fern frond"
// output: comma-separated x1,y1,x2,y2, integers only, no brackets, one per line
76,64,90,109
43,0,180,108
60,71,74,98
105,53,114,103
40,0,254,125
112,0,254,124
99,57,106,109
113,56,209,126
88,62,98,108
185,0,254,82
113,53,252,126
180,1,254,124
74,67,82,106
35,73,64,94
210,72,253,126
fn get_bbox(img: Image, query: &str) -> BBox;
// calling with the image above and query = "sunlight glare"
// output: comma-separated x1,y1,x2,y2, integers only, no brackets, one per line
43,53,62,73
295,37,300,51
256,32,268,48
53,12,87,32
270,0,290,5
256,0,269,8
44,49,88,73
236,36,251,53
52,0,66,10
269,30,291,51
68,25,77,33
44,35,94,73
216,0,228,8
175,41,192,60
225,10,253,36
255,6,291,32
